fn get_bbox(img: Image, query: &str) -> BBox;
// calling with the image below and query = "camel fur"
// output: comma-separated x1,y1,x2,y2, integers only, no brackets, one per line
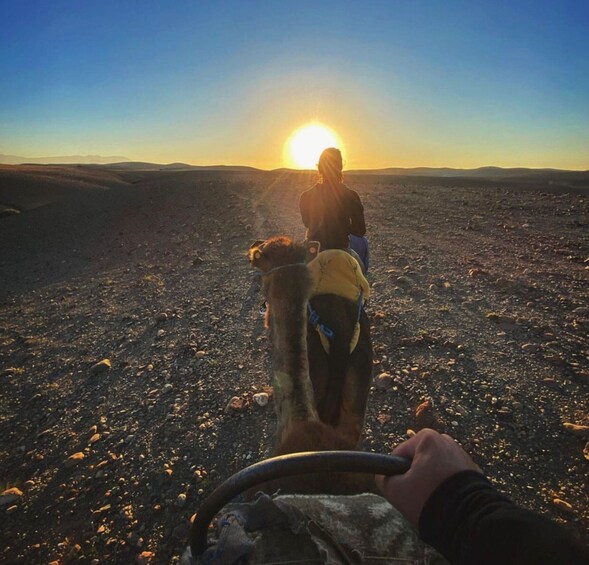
248,236,374,494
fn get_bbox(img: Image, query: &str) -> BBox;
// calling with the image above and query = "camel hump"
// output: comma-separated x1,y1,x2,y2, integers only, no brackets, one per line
308,249,370,303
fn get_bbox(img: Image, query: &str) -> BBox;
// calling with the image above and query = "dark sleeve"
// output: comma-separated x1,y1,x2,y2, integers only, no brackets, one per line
299,191,310,228
347,190,366,237
419,470,589,565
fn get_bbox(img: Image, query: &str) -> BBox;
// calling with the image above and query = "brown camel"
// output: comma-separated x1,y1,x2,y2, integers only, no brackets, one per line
182,238,445,563
248,236,374,494
250,236,373,448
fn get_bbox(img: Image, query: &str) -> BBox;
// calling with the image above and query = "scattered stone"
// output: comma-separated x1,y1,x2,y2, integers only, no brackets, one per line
572,306,589,316
552,498,575,514
225,396,244,412
455,404,469,417
0,208,20,218
486,313,520,330
65,452,85,468
91,359,111,375
415,399,436,430
136,551,156,564
468,268,487,277
399,335,428,347
541,378,561,390
375,372,394,391
162,383,173,394
156,312,168,323
192,256,204,266
563,423,589,439
176,493,187,508
396,276,413,289
253,392,269,407
521,343,538,353
0,488,23,507
377,413,391,425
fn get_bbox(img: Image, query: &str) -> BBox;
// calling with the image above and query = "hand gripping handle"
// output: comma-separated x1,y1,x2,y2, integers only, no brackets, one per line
189,450,411,557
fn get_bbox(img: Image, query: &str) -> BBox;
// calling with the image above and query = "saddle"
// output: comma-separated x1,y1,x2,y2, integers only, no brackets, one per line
307,250,370,354
188,493,448,564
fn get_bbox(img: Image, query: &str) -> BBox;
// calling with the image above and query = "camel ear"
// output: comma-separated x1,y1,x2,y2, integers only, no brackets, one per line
248,240,266,267
250,239,266,250
306,241,320,260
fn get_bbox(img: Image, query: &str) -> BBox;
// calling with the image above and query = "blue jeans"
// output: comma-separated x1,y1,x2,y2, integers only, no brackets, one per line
349,235,369,273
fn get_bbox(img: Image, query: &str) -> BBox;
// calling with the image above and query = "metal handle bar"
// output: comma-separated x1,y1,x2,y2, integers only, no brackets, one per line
189,450,411,557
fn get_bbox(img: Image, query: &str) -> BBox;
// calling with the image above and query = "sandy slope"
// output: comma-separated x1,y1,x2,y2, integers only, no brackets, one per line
0,166,587,563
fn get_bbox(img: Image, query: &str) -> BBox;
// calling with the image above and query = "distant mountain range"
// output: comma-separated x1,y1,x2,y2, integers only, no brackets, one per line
345,165,589,179
104,161,261,172
0,154,130,165
1,154,587,179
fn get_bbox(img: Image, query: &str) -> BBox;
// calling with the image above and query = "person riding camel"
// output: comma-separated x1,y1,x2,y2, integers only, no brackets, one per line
299,147,369,272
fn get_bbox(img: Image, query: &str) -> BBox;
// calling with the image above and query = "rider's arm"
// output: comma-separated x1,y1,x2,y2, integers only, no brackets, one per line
419,469,588,565
376,429,589,565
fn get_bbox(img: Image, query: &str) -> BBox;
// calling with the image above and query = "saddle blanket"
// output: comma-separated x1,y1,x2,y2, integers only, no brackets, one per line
184,493,448,564
308,250,370,303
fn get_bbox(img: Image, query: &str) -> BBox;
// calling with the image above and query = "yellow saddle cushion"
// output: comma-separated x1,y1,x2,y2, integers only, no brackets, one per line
308,250,370,303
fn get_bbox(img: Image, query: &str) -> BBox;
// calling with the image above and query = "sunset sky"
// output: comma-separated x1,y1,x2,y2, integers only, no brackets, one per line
1,0,588,170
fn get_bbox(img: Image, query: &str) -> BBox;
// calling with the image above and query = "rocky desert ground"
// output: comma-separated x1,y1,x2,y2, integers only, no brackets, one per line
0,165,587,564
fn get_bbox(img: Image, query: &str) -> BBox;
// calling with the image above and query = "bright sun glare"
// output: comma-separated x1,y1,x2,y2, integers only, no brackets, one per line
285,123,344,169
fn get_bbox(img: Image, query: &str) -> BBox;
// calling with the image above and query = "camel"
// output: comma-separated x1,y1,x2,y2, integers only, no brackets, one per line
182,238,446,564
248,236,374,494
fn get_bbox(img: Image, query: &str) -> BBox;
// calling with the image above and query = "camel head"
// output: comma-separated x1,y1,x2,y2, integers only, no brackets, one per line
248,237,320,272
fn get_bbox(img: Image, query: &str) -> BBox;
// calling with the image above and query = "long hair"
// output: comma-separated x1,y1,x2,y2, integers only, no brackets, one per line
318,147,343,185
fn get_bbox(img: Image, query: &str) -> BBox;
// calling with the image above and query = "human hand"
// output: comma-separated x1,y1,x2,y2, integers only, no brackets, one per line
375,428,482,527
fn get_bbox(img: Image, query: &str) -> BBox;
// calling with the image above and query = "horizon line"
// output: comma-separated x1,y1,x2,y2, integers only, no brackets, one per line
1,156,588,173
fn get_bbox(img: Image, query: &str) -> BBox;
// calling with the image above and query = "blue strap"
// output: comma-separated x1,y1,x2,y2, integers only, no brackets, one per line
307,303,335,340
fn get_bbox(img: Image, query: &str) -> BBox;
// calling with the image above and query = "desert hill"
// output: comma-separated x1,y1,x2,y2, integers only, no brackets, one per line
0,166,587,563
0,154,130,165
102,162,261,172
3,156,588,186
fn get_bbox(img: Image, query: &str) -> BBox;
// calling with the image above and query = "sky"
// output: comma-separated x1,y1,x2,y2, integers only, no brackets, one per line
1,0,588,170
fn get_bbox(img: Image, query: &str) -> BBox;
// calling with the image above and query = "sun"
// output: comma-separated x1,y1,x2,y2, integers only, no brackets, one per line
284,122,344,169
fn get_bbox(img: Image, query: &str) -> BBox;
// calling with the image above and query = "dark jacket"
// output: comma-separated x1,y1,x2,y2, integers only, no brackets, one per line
420,470,589,565
299,182,366,250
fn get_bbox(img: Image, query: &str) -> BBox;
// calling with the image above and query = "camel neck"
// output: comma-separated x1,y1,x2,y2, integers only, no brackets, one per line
266,274,318,437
